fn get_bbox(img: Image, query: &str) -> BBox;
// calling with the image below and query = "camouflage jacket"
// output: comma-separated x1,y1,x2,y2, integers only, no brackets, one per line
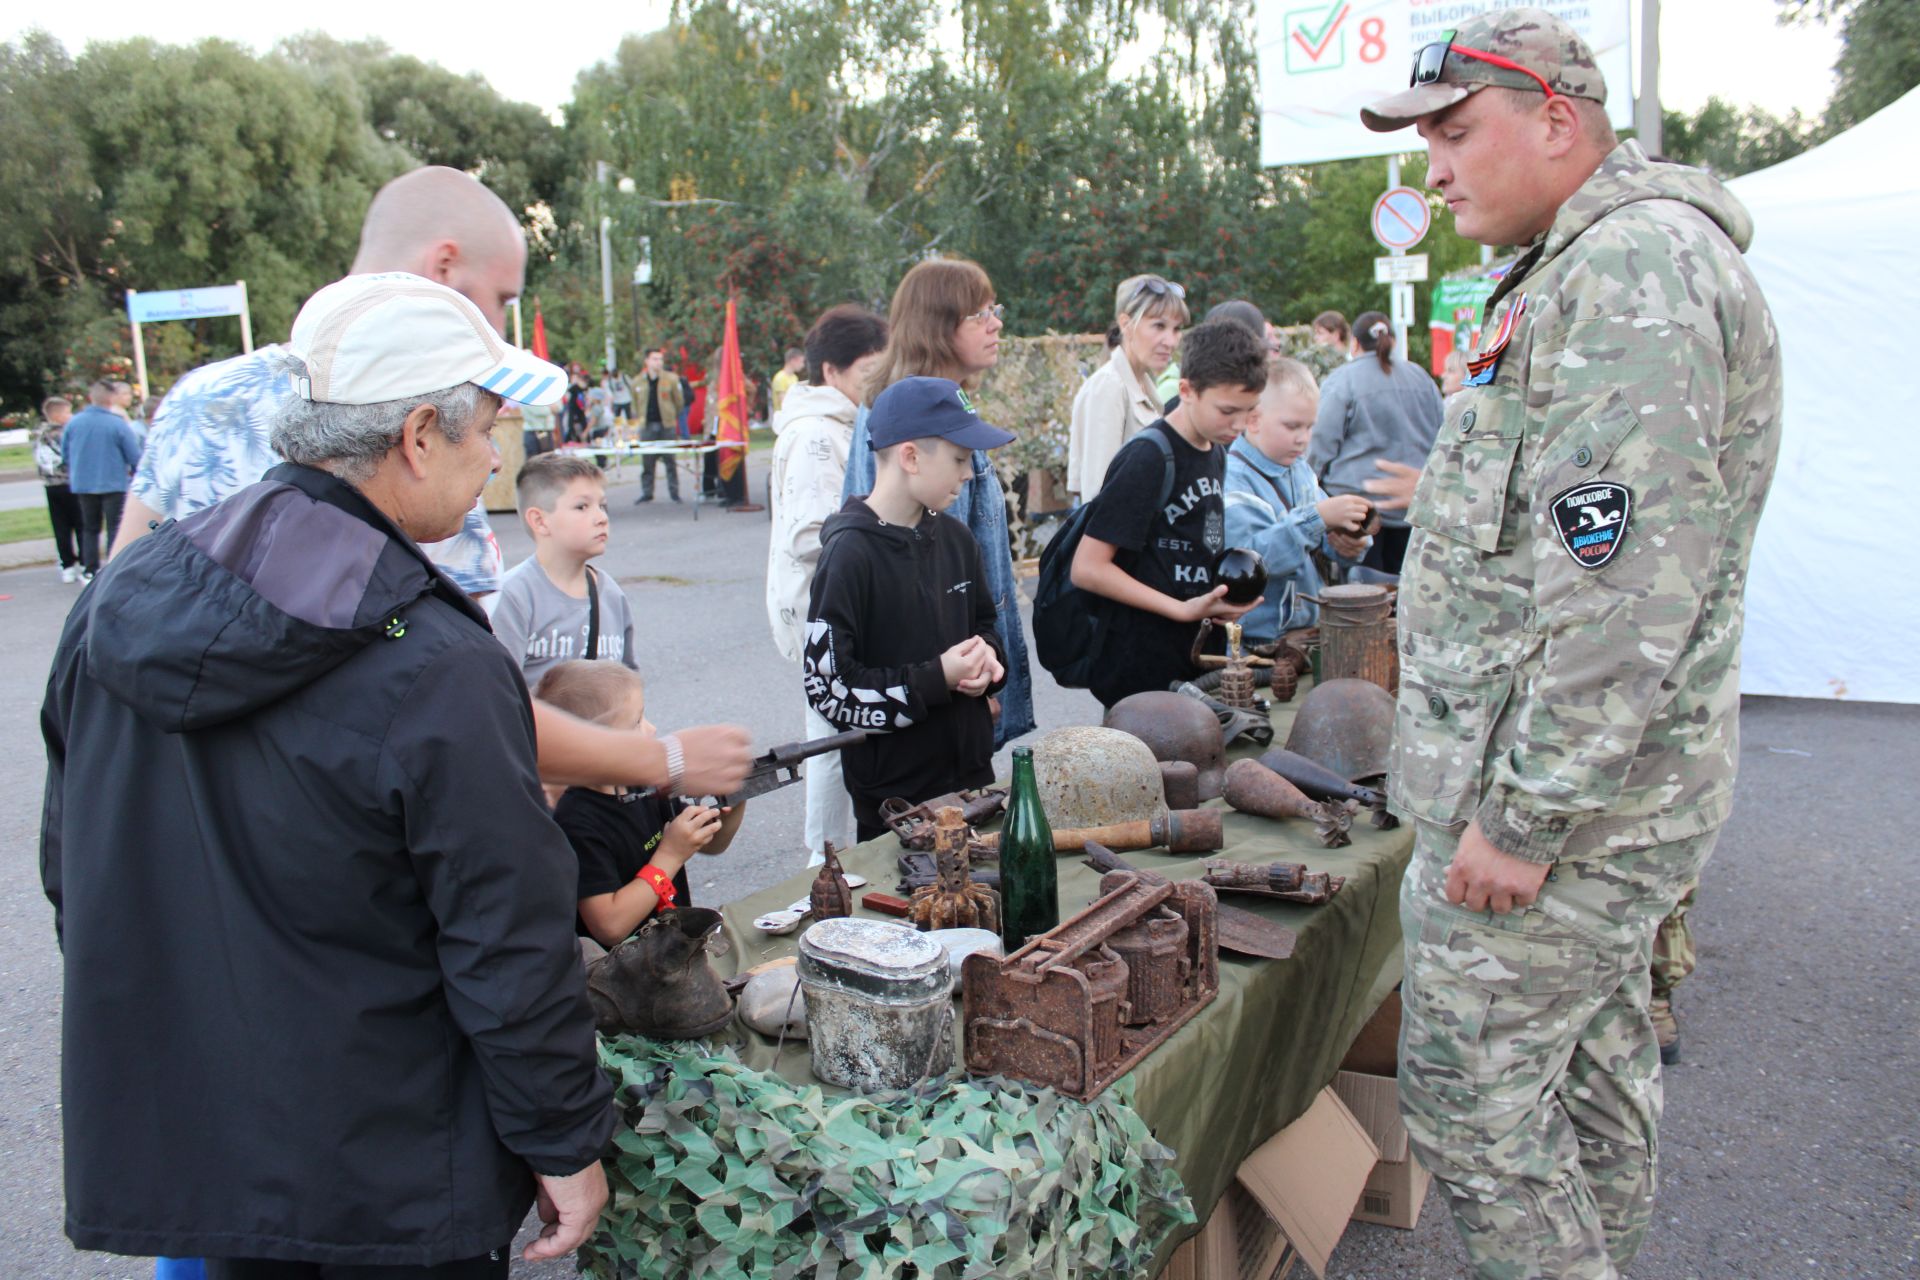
1390,141,1782,863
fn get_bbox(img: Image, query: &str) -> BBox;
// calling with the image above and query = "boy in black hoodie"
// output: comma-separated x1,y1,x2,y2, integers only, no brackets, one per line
804,376,1014,840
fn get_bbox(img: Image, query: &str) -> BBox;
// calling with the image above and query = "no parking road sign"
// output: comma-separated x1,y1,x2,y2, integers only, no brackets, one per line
1371,185,1430,252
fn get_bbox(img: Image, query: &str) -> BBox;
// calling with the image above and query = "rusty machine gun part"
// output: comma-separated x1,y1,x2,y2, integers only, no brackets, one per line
909,807,1002,932
973,807,1224,856
962,866,1219,1100
1081,843,1295,961
685,729,871,807
1201,859,1345,906
880,787,1009,851
1258,747,1391,811
810,844,854,920
1303,583,1397,693
1222,758,1358,849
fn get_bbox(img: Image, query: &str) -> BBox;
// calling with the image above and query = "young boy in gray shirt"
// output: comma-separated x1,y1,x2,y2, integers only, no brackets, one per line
489,453,638,687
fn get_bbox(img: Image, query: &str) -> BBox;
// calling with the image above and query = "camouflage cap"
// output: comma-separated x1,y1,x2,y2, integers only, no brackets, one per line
1360,7,1606,133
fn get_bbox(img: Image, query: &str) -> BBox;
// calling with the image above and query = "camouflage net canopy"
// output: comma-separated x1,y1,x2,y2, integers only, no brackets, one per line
975,326,1343,556
584,1035,1196,1280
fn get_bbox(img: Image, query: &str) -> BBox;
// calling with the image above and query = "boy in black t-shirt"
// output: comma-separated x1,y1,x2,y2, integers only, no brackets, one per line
1072,321,1268,707
534,661,743,947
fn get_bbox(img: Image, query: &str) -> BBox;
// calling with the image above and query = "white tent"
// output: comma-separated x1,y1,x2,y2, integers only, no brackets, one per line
1729,86,1920,703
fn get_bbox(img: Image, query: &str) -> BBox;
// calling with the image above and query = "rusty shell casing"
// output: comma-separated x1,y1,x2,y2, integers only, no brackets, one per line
1223,757,1322,821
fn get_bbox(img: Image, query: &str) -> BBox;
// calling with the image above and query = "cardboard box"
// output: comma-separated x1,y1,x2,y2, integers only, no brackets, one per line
1332,1068,1431,1229
1338,989,1401,1078
1161,1086,1381,1280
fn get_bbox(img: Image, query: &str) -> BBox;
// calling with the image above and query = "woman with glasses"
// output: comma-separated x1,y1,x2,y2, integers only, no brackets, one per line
841,257,1035,747
1068,275,1189,503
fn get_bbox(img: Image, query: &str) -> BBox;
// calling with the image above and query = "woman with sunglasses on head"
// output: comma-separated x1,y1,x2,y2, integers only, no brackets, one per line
841,257,1035,746
1068,274,1189,503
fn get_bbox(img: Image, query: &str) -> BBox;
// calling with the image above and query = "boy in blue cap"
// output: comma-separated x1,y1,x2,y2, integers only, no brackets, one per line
803,376,1013,841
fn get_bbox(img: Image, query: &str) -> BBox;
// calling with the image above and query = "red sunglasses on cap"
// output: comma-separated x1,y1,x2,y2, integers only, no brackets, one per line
1411,30,1558,101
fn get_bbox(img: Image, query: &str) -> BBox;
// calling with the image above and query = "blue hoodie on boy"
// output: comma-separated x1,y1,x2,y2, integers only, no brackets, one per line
1222,435,1337,643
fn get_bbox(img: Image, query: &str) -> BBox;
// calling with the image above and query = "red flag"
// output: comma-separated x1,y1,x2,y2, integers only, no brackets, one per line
714,298,748,483
531,305,550,362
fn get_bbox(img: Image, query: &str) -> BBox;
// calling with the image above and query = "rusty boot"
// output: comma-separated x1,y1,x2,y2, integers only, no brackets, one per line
1650,991,1681,1065
586,907,735,1039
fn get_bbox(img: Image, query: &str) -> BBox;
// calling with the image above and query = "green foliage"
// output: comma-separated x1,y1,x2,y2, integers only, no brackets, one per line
0,29,565,415
1658,97,1819,177
1780,0,1920,131
585,1035,1194,1280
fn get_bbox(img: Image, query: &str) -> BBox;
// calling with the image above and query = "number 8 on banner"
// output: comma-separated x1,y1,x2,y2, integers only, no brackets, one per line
1360,16,1386,63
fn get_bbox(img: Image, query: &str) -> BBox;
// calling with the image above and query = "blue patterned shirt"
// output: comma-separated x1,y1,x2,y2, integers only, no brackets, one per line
133,345,503,594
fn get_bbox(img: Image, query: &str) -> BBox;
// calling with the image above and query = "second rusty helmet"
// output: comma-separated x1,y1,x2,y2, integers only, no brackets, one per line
1104,690,1228,800
1283,677,1394,782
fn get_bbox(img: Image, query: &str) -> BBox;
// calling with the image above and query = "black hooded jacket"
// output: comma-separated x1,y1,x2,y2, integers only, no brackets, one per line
39,464,613,1266
803,498,1005,830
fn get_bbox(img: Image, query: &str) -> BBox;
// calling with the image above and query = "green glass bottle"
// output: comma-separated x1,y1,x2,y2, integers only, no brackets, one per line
998,746,1059,951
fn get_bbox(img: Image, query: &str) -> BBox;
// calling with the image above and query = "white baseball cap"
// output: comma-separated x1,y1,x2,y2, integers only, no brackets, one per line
288,272,565,407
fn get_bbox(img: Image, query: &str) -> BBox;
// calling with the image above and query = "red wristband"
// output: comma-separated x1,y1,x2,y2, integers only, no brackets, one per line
636,864,677,909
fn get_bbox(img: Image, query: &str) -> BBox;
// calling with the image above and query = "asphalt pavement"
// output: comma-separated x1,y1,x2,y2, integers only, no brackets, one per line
0,453,1912,1278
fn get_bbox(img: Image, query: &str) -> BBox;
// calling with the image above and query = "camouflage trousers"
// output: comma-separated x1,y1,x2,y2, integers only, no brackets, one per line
1399,822,1720,1280
1651,885,1698,997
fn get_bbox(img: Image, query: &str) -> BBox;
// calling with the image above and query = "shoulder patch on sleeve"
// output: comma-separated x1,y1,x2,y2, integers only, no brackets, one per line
1549,481,1632,569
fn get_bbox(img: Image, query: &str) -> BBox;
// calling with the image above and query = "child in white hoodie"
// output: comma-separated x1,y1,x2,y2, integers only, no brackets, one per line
764,305,889,864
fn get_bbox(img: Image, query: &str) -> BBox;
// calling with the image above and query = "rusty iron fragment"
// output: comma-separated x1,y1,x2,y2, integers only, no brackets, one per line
1201,859,1346,905
963,862,1219,1100
880,787,1008,851
1080,843,1296,961
909,807,1002,932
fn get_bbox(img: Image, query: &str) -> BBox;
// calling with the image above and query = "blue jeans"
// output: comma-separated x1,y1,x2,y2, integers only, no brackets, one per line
843,406,1036,747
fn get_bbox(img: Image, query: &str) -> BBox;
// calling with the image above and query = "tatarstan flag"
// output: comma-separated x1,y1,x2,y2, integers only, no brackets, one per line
714,297,748,483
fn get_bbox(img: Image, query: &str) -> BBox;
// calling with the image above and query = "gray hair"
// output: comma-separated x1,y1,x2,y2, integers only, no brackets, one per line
267,352,495,486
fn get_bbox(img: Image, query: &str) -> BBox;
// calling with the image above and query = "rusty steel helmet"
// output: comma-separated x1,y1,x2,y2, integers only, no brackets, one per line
1283,677,1394,782
1103,691,1228,801
1030,726,1168,830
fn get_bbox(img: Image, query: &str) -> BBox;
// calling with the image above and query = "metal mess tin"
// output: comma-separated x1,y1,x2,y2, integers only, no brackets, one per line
797,918,954,1091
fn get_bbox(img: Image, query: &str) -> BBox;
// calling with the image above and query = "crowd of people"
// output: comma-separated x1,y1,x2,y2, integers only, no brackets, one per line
35,11,1782,1280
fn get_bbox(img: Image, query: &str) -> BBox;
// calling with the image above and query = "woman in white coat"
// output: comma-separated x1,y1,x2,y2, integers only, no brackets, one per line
765,305,890,864
1067,274,1188,502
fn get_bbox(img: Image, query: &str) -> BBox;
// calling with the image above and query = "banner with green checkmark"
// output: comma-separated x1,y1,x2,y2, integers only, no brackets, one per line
1256,0,1633,167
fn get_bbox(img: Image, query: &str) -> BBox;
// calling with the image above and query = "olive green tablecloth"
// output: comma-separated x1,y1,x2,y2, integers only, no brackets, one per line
711,686,1413,1251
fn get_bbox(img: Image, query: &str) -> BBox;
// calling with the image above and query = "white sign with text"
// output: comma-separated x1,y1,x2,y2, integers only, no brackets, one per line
1256,0,1634,167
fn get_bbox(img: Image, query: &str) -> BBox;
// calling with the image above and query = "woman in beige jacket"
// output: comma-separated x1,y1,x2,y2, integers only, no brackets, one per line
1067,274,1189,501
765,305,889,863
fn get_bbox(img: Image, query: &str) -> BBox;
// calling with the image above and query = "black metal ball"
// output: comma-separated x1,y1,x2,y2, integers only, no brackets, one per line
1215,547,1267,605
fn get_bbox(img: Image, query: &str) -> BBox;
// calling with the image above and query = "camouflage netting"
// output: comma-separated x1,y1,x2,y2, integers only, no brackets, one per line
975,326,1342,556
583,1035,1196,1280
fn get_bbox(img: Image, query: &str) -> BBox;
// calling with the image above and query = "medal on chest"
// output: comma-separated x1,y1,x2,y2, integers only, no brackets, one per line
1548,481,1632,570
1464,294,1528,388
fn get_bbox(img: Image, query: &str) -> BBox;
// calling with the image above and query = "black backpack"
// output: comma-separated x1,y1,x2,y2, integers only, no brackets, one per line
1033,428,1177,689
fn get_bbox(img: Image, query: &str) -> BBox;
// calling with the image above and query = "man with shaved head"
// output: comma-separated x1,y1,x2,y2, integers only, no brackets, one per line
111,166,752,808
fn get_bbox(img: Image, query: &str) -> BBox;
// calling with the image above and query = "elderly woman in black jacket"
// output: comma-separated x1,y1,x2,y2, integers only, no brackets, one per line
42,275,613,1279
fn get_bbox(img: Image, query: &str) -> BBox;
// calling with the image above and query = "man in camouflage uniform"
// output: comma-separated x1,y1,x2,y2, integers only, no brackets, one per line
1360,11,1781,1278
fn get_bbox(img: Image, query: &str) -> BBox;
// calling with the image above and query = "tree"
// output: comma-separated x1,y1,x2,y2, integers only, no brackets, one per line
1659,97,1818,176
1780,0,1920,131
